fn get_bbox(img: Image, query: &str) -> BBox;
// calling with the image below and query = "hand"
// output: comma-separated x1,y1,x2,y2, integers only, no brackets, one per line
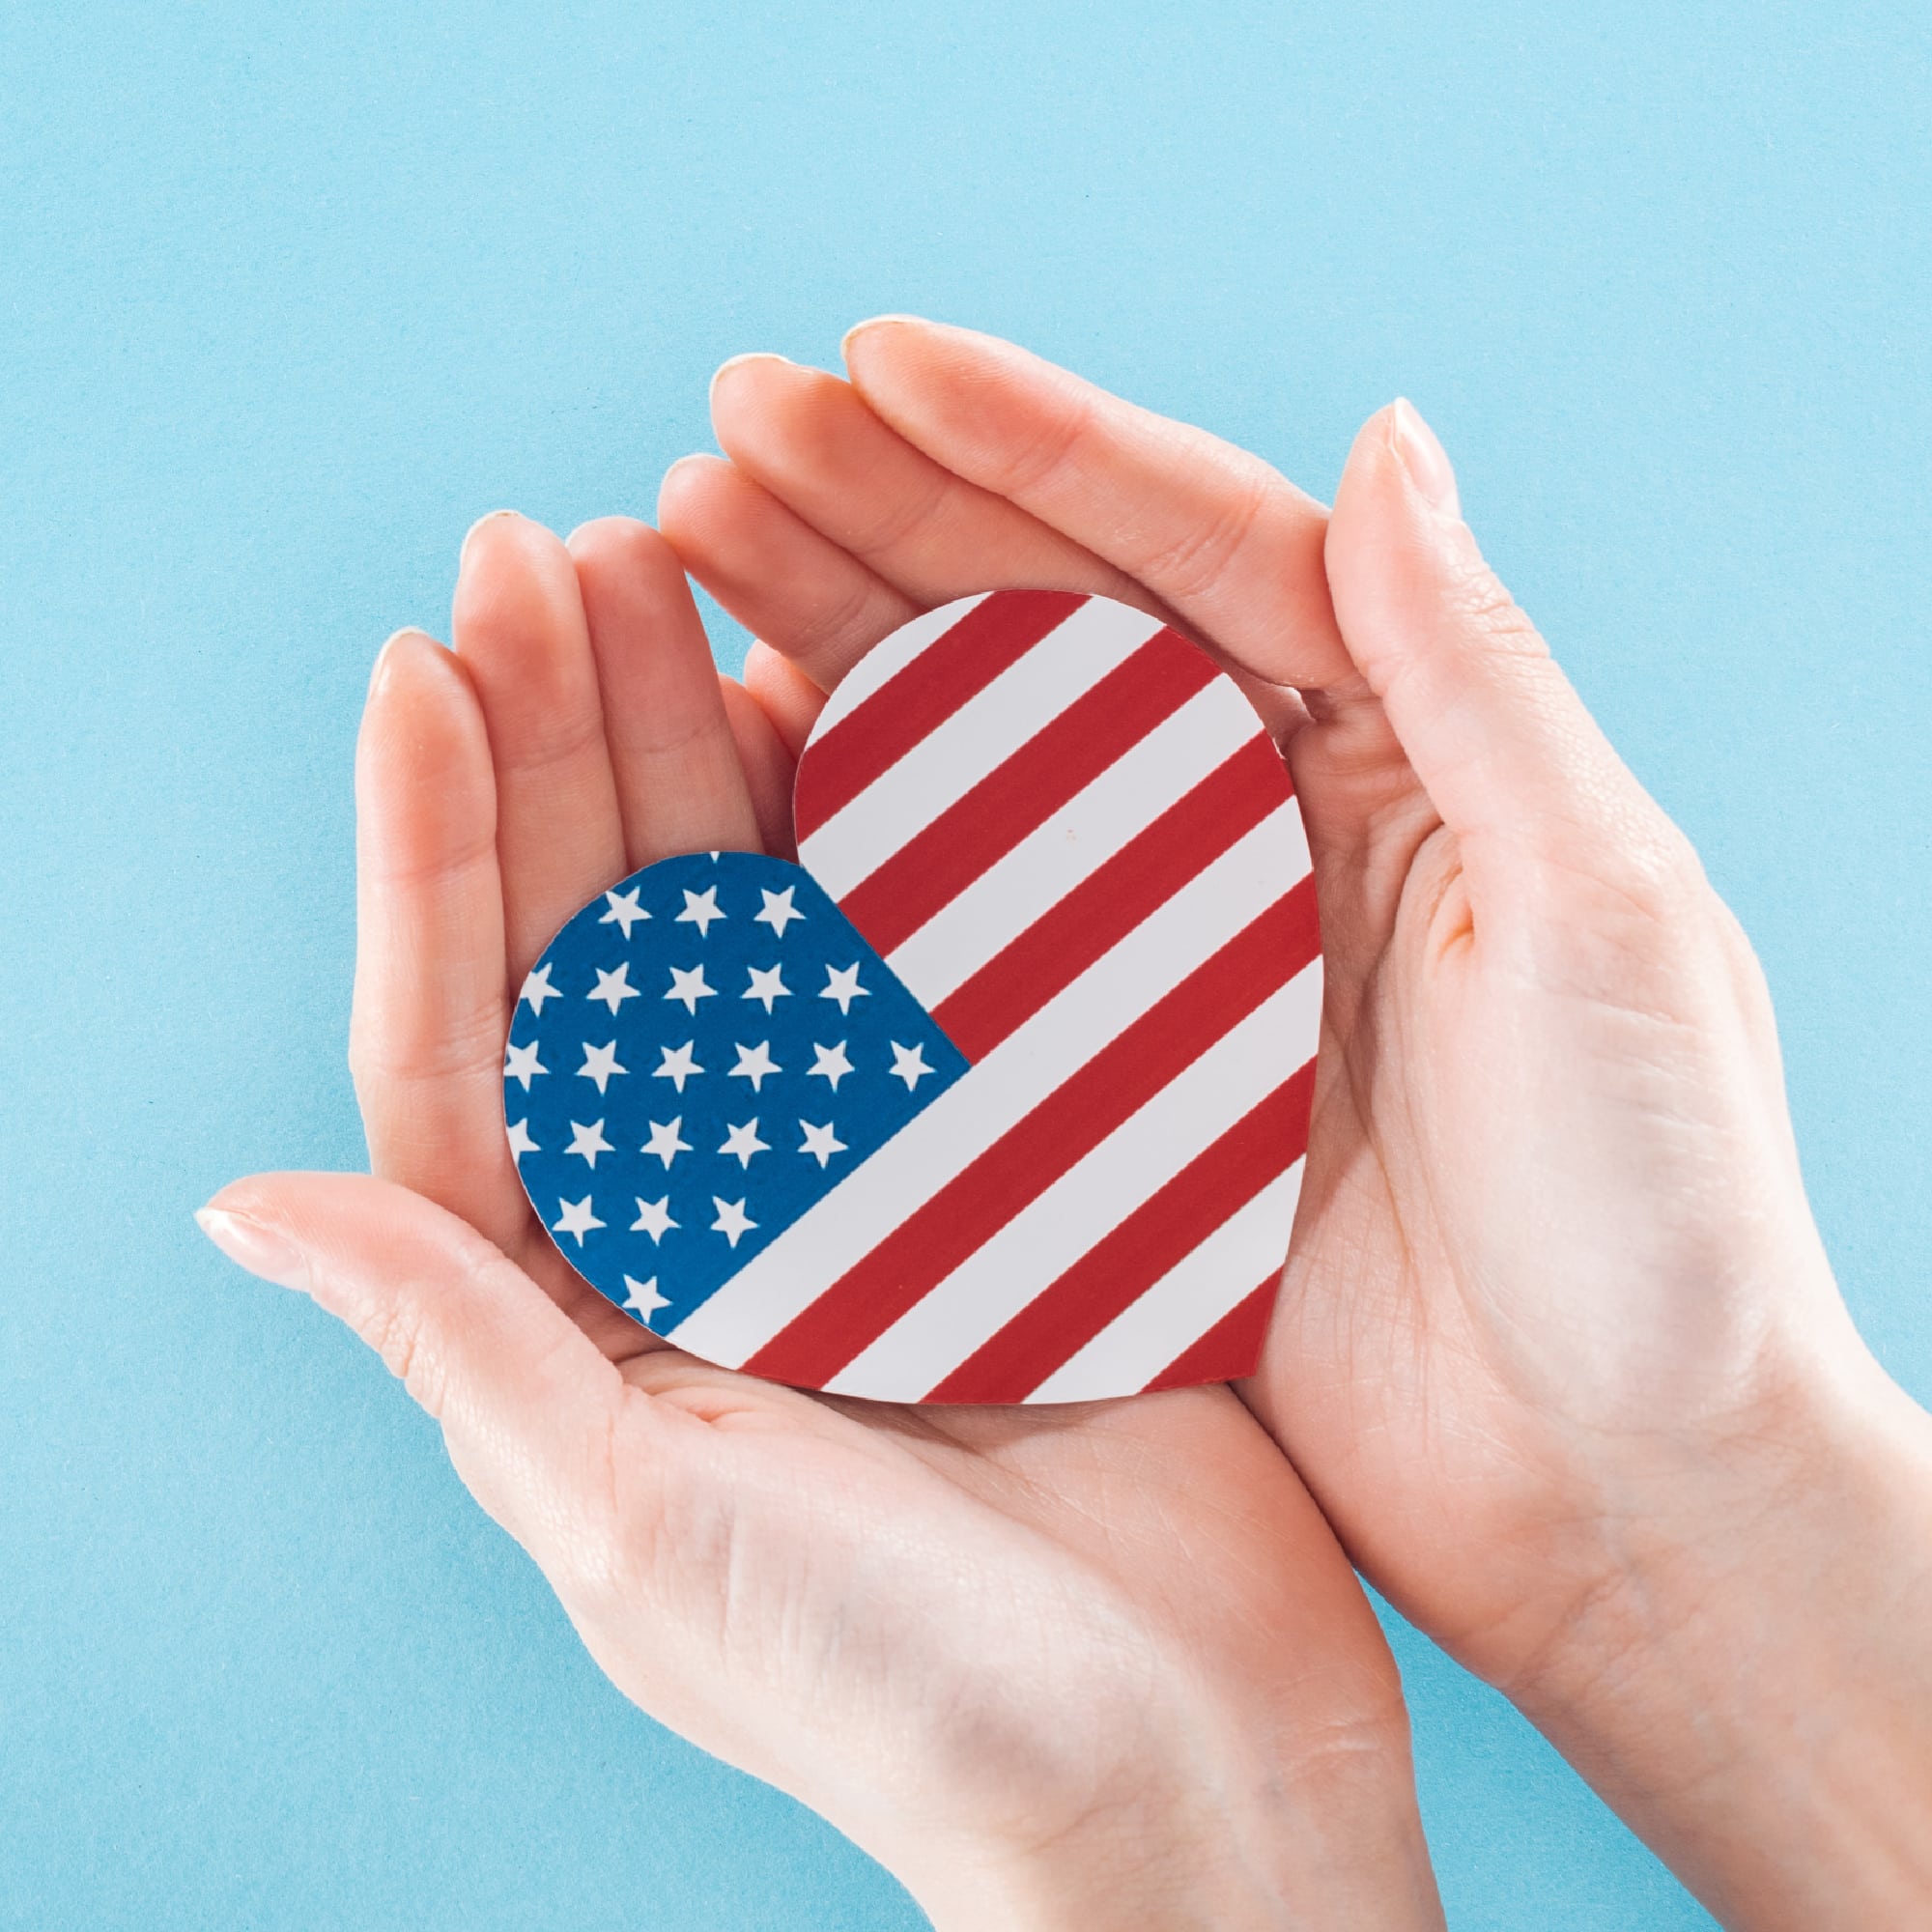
659,320,1932,1928
199,514,1444,1929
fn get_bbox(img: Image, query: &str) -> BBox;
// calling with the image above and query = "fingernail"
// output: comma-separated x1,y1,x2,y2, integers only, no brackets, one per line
460,509,520,569
195,1206,311,1293
368,629,424,696
1391,399,1460,517
658,452,712,488
710,351,792,399
840,314,920,360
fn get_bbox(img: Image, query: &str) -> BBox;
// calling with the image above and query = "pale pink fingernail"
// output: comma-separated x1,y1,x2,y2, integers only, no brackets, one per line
839,314,920,358
195,1206,311,1293
710,351,793,399
459,509,521,569
368,629,426,696
1391,398,1461,517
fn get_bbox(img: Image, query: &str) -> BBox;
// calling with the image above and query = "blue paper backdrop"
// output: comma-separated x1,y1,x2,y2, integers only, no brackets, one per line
2,4,1926,1926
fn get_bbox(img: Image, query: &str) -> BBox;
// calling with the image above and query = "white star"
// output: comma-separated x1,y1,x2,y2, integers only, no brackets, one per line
587,963,640,1014
889,1040,935,1092
743,962,789,1012
506,1118,539,1158
808,1040,854,1091
553,1195,605,1245
754,886,805,938
630,1196,678,1242
641,1117,692,1169
504,1039,547,1090
798,1120,847,1168
565,1119,613,1167
711,1196,756,1247
600,887,649,938
621,1274,670,1320
676,885,725,937
719,1118,770,1168
820,963,869,1014
665,963,716,1013
653,1040,703,1092
520,964,559,1014
729,1040,781,1092
578,1040,627,1094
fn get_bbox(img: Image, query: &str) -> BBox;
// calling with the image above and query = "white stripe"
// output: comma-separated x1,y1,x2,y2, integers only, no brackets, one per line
822,965,1320,1401
1026,1161,1305,1404
798,596,1166,902
666,802,1308,1367
808,593,990,733
884,680,1276,1008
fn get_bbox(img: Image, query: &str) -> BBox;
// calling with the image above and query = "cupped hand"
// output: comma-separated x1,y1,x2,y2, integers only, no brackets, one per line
658,322,1932,1928
200,514,1443,1931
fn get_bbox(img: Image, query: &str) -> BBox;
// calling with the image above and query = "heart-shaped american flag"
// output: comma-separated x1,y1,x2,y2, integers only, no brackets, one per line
505,590,1321,1402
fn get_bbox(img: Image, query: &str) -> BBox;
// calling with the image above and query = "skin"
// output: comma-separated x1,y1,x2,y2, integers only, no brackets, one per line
199,516,1443,1928
658,322,1932,1927
200,318,1932,1925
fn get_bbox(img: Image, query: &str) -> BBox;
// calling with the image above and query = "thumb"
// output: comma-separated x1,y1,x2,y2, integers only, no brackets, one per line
197,1172,631,1585
1324,402,1683,909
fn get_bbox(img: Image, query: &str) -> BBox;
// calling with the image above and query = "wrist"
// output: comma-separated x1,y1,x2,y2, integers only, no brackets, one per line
898,1700,1441,1932
1510,1344,1932,1928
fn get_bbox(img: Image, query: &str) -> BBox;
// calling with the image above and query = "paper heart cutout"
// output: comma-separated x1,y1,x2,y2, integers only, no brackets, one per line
505,590,1321,1403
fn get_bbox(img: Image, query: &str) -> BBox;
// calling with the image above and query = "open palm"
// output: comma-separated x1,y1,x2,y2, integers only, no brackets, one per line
208,507,1437,1924
657,323,1872,1717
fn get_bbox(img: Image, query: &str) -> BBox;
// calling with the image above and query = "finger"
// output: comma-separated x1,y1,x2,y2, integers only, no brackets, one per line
1323,401,1687,903
742,640,824,756
718,674,798,860
841,316,1355,696
707,354,1156,650
657,451,919,690
198,1172,646,1585
566,516,760,864
349,632,524,1253
452,513,627,981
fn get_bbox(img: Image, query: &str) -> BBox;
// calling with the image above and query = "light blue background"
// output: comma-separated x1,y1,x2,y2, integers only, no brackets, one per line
2,3,1926,1925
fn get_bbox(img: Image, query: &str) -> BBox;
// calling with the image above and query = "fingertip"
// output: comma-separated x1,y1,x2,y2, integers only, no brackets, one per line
450,508,586,668
655,452,733,531
566,512,675,581
709,349,795,411
744,639,826,754
368,626,437,697
1389,399,1461,518
709,353,844,457
359,627,481,764
838,312,924,361
460,507,524,568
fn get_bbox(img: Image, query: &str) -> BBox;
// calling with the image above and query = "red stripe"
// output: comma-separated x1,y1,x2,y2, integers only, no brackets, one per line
792,590,1090,841
1142,1277,1282,1393
838,632,1217,957
743,891,1321,1389
934,734,1296,1060
923,1061,1315,1404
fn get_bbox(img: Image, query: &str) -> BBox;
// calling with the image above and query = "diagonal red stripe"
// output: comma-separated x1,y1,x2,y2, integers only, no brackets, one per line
921,1060,1315,1404
742,891,1321,1389
934,734,1297,1060
1141,1276,1282,1393
792,590,1090,841
837,632,1217,957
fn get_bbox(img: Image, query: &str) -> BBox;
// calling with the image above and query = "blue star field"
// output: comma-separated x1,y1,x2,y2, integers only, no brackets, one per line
503,850,968,1334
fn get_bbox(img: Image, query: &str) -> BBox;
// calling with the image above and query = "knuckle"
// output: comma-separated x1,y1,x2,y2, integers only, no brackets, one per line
838,461,952,561
1441,558,1548,662
364,1296,443,1414
1134,462,1280,602
988,381,1095,499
